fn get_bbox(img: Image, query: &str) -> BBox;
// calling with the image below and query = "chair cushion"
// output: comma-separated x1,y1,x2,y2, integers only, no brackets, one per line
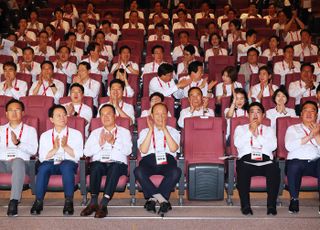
0,173,30,185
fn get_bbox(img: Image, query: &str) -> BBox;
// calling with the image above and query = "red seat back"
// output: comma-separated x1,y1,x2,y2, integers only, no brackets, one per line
208,56,236,81
140,96,175,117
285,73,301,90
146,41,171,56
142,72,158,97
304,55,318,63
249,73,281,88
98,96,134,107
0,115,39,136
240,56,268,65
0,95,13,115
300,96,317,105
261,96,296,110
246,18,267,29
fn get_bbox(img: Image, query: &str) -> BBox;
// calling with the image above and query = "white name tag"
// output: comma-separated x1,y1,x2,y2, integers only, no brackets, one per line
251,147,263,161
100,150,111,163
155,150,167,165
54,152,65,165
5,148,17,161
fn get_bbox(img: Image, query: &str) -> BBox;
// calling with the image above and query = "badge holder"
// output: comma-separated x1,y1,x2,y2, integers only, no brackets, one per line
5,148,17,161
54,152,65,165
155,149,167,165
251,147,263,161
100,148,112,163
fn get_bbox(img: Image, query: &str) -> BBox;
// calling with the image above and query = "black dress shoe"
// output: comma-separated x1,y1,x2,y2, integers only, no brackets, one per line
144,200,156,213
94,205,108,218
80,204,99,216
241,206,253,215
289,199,299,214
30,199,43,215
158,202,172,215
7,199,18,217
63,199,74,215
267,206,277,215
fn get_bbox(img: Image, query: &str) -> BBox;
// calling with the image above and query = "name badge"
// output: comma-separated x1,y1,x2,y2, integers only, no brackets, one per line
251,147,263,161
5,148,17,161
155,149,167,165
100,150,111,163
54,152,65,165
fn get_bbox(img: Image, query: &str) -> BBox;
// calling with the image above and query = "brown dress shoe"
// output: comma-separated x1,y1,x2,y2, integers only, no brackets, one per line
80,204,98,216
94,205,108,218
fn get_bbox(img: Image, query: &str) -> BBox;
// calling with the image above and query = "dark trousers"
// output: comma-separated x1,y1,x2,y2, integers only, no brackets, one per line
236,155,280,208
286,158,320,199
89,161,127,199
134,154,181,200
36,160,78,200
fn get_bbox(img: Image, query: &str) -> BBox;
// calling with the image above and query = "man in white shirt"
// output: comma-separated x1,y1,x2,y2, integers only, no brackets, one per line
285,101,320,214
110,45,139,75
274,45,301,85
30,105,83,216
50,7,70,33
100,20,118,50
72,61,101,107
142,45,165,77
149,63,189,99
234,102,280,215
93,31,114,63
194,1,214,24
178,87,214,128
221,8,237,38
15,18,36,42
149,1,169,20
237,29,263,62
147,23,170,42
172,31,200,62
0,33,22,63
172,9,195,32
176,44,196,79
65,32,84,64
53,46,77,85
17,47,41,82
0,62,28,99
98,79,135,125
217,4,231,27
135,103,181,215
122,10,146,35
27,10,44,32
29,61,65,104
1,99,38,216
288,63,318,108
64,83,92,137
80,104,132,218
32,31,55,60
124,0,144,19
294,29,318,62
240,3,262,28
82,42,109,82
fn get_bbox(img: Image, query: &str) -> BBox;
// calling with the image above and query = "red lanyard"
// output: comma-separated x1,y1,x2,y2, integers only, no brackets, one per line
152,62,155,72
6,124,24,148
249,64,256,74
42,83,50,95
12,79,19,91
157,77,170,88
152,130,166,150
282,61,295,71
52,127,69,146
250,126,263,146
212,47,222,56
290,31,298,42
317,62,320,68
76,103,83,115
301,125,316,146
23,62,34,73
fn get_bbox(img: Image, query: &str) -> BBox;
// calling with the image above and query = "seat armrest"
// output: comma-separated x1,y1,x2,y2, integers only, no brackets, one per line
129,158,136,196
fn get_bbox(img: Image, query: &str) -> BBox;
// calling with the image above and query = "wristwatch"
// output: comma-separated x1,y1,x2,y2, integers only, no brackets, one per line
49,83,56,88
15,139,21,146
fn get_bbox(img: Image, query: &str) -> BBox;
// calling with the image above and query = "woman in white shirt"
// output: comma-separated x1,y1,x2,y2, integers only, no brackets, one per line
262,35,283,62
266,86,297,130
227,19,245,52
204,33,228,62
75,20,90,50
215,66,242,104
249,66,278,102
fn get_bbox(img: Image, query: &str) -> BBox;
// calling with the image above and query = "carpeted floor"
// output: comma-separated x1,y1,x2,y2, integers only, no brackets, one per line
0,198,319,230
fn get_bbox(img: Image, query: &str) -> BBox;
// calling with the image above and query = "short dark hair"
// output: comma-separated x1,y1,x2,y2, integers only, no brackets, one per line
206,21,216,29
70,83,84,94
247,47,259,56
87,42,99,53
258,65,272,75
272,85,289,105
222,66,237,82
283,45,294,53
176,8,187,15
48,104,67,118
188,86,203,97
64,31,76,41
78,61,91,70
54,7,64,15
101,20,111,27
155,22,165,30
76,20,86,27
39,30,49,37
316,84,320,93
22,47,34,54
152,45,164,54
184,44,195,55
5,99,25,112
158,63,174,77
230,88,249,110
93,30,105,40
41,61,54,70
248,101,265,114
57,45,71,53
246,29,257,38
110,78,125,91
300,29,311,36
230,19,241,30
269,35,280,43
119,45,131,54
151,102,168,114
3,61,17,71
99,103,116,115
300,62,314,73
178,30,189,38
301,100,318,113
149,92,164,102
188,61,202,75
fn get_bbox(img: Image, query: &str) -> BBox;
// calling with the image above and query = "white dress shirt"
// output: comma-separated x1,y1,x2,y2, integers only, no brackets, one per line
284,30,301,45
224,108,247,139
149,76,183,99
266,107,297,130
70,47,83,64
82,57,109,82
250,83,278,102
27,22,44,32
237,43,262,62
39,127,83,163
234,124,277,160
194,12,215,23
104,32,118,50
172,22,195,32
312,61,320,82
148,12,169,19
0,46,22,63
294,43,318,62
142,61,164,76
205,47,228,62
217,15,227,27
227,32,246,51
84,125,132,164
97,101,135,124
110,61,139,74
100,45,114,62
288,80,318,105
77,78,100,107
261,48,284,61
50,20,70,33
122,23,146,35
272,23,285,36
0,122,38,161
215,82,243,98
16,30,36,42
75,32,90,49
179,76,209,98
29,79,65,104
285,123,320,160
53,61,77,84
124,10,144,19
273,60,301,84
172,44,200,62
178,107,215,128
138,125,180,158
147,34,170,42
17,61,41,82
0,79,28,99
32,45,55,60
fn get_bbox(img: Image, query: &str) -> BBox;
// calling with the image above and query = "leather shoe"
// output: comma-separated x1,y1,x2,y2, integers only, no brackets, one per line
267,206,277,215
7,199,18,217
158,202,172,215
289,199,299,214
80,204,99,216
30,199,43,215
144,200,156,213
63,199,74,215
94,205,108,218
241,206,253,215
